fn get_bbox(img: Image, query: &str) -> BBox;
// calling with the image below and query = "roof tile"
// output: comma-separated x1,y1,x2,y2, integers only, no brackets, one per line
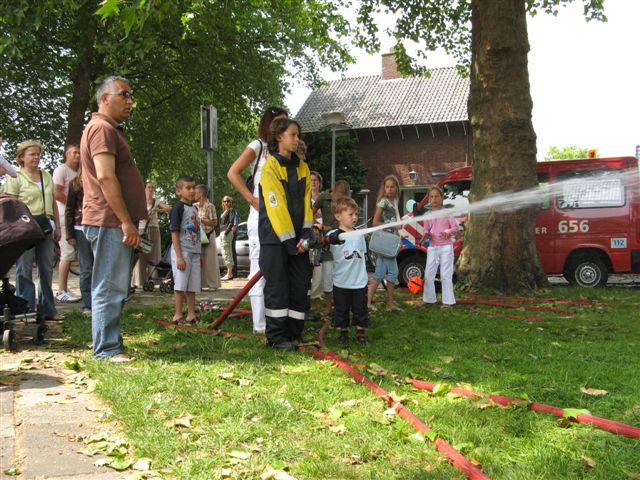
295,67,469,132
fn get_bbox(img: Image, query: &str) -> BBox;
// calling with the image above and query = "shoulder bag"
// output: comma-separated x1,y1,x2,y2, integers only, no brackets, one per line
33,171,53,236
368,229,401,258
245,141,264,193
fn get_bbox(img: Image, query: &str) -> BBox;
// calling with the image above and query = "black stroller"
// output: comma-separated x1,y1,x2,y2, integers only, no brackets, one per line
0,194,48,350
141,238,174,293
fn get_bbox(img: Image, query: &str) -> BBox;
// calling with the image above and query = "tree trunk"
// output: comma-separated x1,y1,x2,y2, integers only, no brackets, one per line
65,0,101,146
456,0,548,292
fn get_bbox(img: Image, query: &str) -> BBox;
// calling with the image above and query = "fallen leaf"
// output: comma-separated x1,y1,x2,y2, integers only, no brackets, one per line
431,383,451,396
408,433,425,443
260,465,298,480
340,399,360,407
562,408,591,420
219,372,235,380
439,356,454,364
228,450,251,460
280,367,309,375
367,363,388,376
132,457,152,471
582,455,597,470
328,424,346,434
580,387,608,396
386,391,406,404
0,375,19,385
237,378,253,386
169,413,195,428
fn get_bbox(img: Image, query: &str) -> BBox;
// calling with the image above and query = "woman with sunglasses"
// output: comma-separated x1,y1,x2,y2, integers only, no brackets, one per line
227,106,288,334
218,196,238,280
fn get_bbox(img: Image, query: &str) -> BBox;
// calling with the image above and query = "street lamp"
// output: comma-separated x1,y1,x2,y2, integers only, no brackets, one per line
321,111,349,188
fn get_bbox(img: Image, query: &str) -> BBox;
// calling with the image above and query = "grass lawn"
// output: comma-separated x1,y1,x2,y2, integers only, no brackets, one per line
64,286,640,479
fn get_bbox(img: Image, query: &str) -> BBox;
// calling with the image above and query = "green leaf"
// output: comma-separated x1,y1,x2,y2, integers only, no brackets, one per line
562,408,591,420
431,383,451,396
95,0,120,19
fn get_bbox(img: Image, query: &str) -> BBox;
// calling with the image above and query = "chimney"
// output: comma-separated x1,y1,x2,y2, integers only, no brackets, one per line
381,48,402,80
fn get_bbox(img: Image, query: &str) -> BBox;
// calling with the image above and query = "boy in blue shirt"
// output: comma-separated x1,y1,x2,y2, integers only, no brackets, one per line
169,175,202,324
328,197,370,345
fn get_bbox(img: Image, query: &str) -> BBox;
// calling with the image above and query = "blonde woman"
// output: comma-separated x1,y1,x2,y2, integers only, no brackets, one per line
218,195,238,280
3,140,60,319
195,185,221,290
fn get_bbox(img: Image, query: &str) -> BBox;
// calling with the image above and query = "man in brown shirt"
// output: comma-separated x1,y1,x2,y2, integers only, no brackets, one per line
80,75,146,363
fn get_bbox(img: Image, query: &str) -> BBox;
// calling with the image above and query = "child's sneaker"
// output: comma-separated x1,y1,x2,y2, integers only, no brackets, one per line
355,332,368,346
338,330,349,346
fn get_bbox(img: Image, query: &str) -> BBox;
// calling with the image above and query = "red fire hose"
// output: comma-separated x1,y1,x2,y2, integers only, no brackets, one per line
210,271,263,329
408,378,640,439
311,350,491,480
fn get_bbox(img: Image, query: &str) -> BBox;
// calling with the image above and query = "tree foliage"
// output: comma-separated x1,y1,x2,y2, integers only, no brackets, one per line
544,145,590,160
305,129,365,193
0,0,353,202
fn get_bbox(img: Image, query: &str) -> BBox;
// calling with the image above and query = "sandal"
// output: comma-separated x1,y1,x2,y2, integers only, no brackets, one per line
367,304,378,313
186,315,200,325
109,353,133,363
386,304,403,312
172,316,185,325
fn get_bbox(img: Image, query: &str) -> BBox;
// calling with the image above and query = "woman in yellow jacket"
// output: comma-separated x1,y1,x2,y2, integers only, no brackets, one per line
258,118,313,351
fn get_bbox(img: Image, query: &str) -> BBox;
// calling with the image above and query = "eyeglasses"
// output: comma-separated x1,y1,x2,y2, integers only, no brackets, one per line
107,91,134,100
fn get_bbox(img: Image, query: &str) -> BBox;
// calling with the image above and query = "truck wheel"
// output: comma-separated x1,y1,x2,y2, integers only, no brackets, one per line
398,255,425,287
567,256,608,287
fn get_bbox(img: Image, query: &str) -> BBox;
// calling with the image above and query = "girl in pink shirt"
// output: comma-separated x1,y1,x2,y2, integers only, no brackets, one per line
418,187,458,308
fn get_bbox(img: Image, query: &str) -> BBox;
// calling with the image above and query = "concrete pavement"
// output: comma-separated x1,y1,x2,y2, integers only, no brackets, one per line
0,268,246,479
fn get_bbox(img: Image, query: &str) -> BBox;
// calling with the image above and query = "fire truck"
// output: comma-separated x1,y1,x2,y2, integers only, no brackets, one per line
396,156,640,287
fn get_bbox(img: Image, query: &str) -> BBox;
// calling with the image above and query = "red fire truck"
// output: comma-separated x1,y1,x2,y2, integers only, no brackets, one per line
396,156,640,287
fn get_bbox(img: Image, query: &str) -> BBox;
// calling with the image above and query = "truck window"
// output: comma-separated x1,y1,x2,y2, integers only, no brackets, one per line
555,170,625,209
442,181,470,210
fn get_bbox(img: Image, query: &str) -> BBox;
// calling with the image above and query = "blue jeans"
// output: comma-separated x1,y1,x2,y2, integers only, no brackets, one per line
82,226,134,359
15,233,57,318
74,229,93,311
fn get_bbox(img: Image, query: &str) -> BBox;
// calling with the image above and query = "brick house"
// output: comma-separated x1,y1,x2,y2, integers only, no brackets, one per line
295,51,471,218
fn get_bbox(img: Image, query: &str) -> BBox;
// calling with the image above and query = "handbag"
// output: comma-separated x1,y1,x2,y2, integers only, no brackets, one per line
369,229,401,258
245,141,263,193
200,228,209,245
34,171,53,236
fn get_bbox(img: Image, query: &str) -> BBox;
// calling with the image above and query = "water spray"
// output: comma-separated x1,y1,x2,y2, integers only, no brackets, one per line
339,168,640,241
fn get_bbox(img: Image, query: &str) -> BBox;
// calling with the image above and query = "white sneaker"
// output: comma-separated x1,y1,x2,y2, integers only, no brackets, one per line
55,290,81,303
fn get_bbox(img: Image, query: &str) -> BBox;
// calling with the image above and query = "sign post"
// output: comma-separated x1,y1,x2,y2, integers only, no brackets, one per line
200,105,218,201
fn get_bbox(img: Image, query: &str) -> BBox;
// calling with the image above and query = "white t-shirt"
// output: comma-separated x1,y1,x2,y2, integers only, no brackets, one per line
329,230,368,289
247,139,268,198
52,163,77,218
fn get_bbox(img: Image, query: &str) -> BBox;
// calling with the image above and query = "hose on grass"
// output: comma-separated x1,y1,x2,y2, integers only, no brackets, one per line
309,349,491,480
408,378,640,439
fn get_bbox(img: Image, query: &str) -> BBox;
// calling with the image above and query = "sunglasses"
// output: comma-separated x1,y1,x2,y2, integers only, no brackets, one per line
108,91,134,100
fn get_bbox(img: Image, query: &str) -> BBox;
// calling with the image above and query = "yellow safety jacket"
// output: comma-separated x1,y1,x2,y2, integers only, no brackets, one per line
258,151,313,253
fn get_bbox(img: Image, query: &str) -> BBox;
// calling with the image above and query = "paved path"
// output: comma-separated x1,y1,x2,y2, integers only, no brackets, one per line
0,269,245,479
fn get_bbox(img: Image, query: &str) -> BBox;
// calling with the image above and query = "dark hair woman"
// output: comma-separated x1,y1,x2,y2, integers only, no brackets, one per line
258,117,313,350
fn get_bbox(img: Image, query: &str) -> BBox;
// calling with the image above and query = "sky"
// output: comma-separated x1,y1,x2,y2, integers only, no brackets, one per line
286,0,640,161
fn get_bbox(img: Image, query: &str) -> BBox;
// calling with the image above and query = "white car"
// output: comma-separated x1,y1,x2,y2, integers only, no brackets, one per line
216,221,249,272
